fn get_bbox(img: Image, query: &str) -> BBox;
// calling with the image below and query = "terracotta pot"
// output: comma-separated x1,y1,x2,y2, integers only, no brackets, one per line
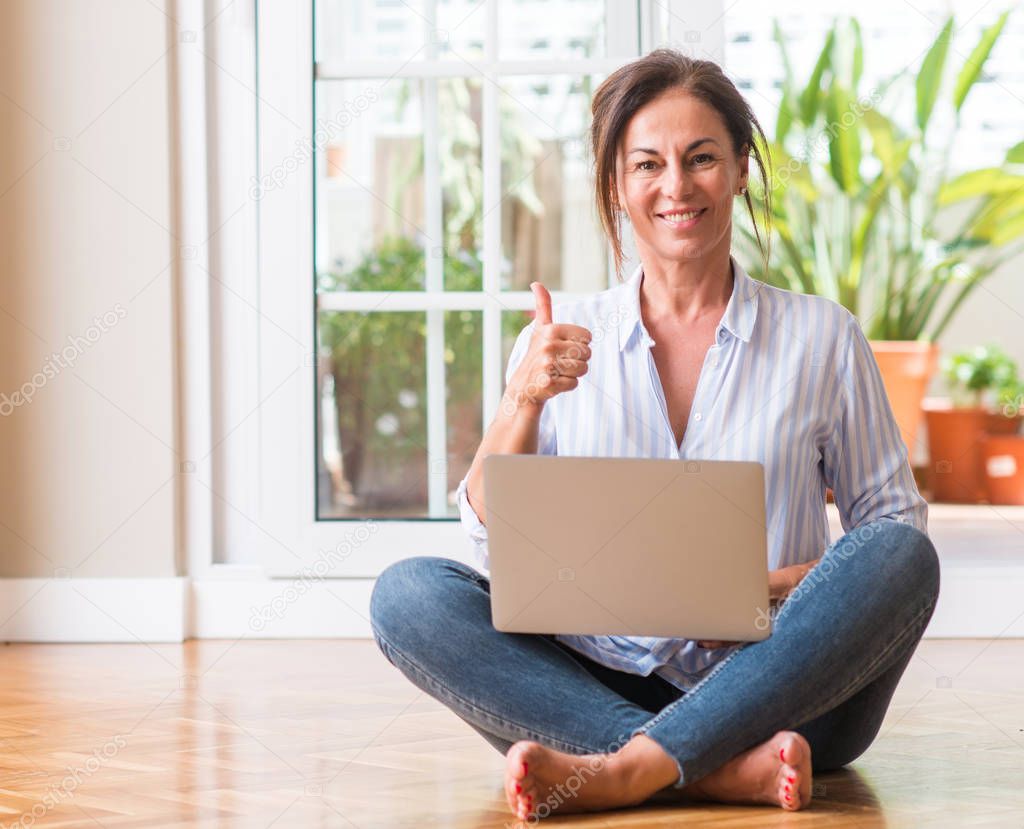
981,435,1024,505
922,401,1014,503
325,144,347,178
869,341,939,462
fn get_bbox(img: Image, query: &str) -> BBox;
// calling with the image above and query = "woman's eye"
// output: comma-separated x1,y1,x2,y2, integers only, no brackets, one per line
635,160,657,171
692,153,714,165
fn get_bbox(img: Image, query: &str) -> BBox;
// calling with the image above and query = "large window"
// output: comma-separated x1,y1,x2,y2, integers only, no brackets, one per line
249,0,691,576
312,1,641,521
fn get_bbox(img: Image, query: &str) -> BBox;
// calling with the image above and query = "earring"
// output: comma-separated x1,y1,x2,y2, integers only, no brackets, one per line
739,186,748,195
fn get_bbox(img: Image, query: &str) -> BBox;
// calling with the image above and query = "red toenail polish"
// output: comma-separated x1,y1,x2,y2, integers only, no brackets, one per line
515,783,521,793
523,762,528,774
779,748,785,761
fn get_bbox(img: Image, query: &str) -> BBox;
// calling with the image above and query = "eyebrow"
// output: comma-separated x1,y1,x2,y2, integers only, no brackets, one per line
627,138,720,156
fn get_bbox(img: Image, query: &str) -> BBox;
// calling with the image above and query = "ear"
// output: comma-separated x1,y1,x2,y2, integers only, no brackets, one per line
737,143,751,193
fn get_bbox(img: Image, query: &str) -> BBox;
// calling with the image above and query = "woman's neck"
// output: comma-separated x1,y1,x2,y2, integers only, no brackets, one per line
638,250,734,328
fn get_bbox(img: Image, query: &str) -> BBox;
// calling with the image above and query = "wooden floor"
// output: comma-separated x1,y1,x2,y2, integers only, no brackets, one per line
0,638,1021,827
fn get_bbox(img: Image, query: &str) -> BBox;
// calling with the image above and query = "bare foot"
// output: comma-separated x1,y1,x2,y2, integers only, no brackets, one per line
503,737,675,821
686,730,812,811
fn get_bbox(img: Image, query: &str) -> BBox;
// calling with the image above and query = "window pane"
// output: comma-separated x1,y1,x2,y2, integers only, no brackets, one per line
445,309,485,508
437,77,484,290
499,1,606,59
316,0,486,63
316,79,426,291
499,75,609,292
317,310,484,518
502,310,535,383
316,78,484,292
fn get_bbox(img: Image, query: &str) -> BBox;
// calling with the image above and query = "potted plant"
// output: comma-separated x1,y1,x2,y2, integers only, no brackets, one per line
980,377,1024,505
923,345,1021,502
735,11,1024,461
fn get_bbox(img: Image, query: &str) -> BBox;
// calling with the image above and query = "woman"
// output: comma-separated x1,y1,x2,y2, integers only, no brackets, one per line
370,49,939,820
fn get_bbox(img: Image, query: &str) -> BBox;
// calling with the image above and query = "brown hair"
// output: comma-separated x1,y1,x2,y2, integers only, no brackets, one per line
590,48,772,277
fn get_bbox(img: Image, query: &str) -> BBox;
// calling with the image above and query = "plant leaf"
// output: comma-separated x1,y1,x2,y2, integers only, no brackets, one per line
992,208,1024,246
966,189,1024,240
833,17,863,89
1007,140,1024,164
916,17,954,133
953,10,1010,112
825,84,863,194
850,18,863,88
800,29,835,125
776,89,795,145
939,168,1024,205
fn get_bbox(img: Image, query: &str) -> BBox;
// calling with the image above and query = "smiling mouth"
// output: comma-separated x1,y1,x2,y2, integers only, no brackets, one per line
657,208,706,228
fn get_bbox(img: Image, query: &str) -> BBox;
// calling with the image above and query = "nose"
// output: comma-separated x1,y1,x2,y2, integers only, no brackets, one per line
661,159,693,201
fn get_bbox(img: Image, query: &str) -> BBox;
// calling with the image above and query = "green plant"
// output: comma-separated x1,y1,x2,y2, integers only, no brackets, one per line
997,376,1024,418
941,344,1018,408
734,11,1024,341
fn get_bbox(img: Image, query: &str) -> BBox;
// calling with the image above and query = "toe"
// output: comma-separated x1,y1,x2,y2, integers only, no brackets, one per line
776,732,813,809
507,742,530,778
505,775,522,814
505,742,532,817
516,789,534,820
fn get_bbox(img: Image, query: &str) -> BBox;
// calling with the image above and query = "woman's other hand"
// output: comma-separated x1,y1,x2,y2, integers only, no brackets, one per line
696,557,822,648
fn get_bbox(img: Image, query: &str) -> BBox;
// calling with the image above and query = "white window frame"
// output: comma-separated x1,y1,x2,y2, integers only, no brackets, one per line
198,0,724,579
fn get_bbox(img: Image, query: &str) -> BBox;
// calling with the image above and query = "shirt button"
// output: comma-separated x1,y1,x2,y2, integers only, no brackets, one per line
694,412,703,421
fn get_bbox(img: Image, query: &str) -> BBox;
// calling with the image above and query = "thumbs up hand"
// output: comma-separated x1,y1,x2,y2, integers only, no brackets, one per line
505,282,593,413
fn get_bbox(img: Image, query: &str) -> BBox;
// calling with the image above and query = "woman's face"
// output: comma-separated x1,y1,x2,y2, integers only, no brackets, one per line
615,88,749,267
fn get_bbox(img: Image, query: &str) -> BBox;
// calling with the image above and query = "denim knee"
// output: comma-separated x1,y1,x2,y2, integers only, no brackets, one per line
371,556,440,642
369,555,479,653
880,520,940,605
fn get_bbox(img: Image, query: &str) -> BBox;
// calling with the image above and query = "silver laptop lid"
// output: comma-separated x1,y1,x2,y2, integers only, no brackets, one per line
483,455,770,641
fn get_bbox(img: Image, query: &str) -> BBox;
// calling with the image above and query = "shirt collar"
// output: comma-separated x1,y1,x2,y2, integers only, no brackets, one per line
616,256,760,352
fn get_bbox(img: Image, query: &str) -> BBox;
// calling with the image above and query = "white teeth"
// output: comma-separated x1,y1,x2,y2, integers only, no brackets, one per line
662,210,702,221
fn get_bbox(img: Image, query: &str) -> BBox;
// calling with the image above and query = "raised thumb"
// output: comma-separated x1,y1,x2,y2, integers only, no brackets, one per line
530,281,552,325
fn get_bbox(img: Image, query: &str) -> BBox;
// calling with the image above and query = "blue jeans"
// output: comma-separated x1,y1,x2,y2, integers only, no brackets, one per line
369,519,939,788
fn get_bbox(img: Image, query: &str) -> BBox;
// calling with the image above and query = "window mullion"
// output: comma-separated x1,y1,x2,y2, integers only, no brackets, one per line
481,0,503,428
423,0,448,517
605,0,641,57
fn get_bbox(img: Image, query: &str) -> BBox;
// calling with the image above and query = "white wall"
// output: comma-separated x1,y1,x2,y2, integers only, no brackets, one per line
0,1,178,578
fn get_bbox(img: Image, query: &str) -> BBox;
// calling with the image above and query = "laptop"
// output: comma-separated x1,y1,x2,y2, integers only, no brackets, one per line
483,455,771,641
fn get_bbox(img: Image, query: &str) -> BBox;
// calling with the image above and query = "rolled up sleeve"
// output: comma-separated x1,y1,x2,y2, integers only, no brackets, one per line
822,313,929,535
455,321,558,573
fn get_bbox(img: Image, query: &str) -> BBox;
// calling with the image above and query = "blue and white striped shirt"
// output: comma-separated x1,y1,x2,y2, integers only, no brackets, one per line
455,257,928,691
